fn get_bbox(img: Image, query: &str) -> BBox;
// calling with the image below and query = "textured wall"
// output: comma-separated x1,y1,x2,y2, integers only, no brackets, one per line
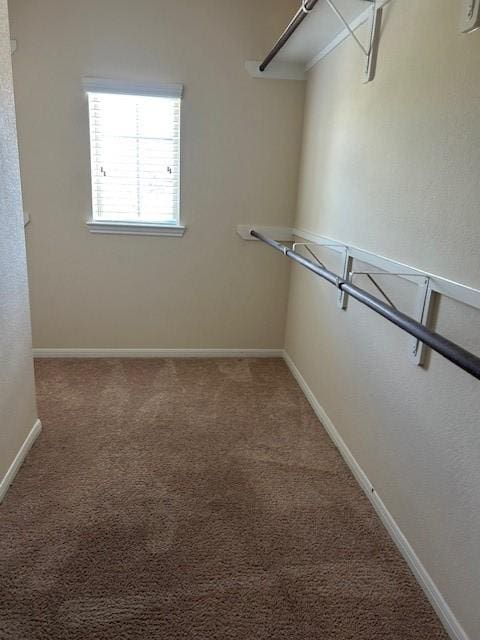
0,0,37,482
285,1,480,638
9,0,304,350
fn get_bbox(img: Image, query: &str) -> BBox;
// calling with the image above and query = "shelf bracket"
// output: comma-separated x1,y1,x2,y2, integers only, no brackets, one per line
409,278,436,367
347,270,436,367
364,4,383,83
338,250,353,310
326,0,383,83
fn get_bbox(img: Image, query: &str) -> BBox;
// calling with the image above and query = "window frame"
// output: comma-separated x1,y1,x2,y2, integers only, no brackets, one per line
83,78,185,237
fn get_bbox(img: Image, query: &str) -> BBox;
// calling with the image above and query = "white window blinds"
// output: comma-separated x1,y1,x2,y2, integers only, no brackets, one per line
85,80,183,224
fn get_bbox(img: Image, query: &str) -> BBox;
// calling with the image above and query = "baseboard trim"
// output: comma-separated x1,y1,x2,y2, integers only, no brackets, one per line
33,348,283,359
0,419,42,504
282,351,469,640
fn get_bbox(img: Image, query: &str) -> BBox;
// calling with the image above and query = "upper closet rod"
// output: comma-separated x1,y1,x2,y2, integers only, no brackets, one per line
250,230,480,381
259,0,320,72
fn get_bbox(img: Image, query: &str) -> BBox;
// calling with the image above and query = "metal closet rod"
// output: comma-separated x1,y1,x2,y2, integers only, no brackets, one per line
259,0,320,72
259,0,376,72
250,230,480,381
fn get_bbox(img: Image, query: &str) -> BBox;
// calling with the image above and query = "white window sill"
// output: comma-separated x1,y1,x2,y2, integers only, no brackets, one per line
86,220,186,237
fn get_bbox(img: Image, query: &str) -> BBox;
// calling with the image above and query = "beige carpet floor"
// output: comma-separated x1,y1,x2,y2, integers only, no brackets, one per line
0,358,448,639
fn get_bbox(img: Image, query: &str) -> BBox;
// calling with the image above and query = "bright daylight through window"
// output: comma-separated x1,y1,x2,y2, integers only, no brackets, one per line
86,84,182,226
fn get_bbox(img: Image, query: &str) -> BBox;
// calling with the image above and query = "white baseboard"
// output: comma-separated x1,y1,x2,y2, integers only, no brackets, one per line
0,419,42,504
33,348,283,359
282,351,469,640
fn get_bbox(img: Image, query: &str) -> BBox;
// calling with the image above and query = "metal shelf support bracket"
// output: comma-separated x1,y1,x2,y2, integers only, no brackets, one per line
326,0,383,83
364,4,383,83
410,278,436,366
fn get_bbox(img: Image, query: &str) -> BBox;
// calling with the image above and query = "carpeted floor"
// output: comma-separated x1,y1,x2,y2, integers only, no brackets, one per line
0,358,448,639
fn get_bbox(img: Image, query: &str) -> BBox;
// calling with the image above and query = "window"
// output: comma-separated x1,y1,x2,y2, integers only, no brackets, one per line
84,79,185,236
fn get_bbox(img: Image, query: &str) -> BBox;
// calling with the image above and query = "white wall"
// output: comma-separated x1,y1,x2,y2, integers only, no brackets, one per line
285,2,480,638
0,0,37,488
9,0,304,350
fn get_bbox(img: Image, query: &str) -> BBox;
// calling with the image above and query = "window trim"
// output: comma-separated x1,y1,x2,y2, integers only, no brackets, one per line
83,78,185,236
83,77,183,99
86,219,186,237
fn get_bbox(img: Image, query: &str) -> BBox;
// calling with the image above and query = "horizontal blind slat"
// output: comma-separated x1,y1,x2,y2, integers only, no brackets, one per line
89,90,181,222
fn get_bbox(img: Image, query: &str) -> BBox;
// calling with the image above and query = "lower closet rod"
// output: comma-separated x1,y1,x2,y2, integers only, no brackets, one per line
250,230,480,381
